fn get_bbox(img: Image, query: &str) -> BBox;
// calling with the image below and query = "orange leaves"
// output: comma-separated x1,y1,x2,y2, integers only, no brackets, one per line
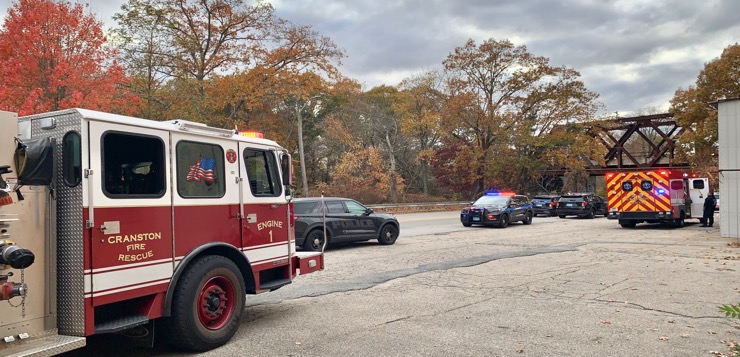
331,147,404,202
0,0,137,115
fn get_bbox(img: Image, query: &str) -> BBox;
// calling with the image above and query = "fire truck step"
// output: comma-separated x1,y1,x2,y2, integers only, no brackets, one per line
260,278,292,291
95,315,149,334
2,332,86,357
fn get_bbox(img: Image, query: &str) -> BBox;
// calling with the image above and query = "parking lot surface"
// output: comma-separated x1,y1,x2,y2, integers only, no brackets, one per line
67,212,739,356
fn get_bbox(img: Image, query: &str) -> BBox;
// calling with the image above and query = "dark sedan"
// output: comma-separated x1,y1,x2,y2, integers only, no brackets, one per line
293,197,400,251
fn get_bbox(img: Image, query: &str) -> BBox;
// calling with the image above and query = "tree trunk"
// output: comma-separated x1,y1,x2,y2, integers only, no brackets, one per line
385,132,397,203
296,103,309,197
421,161,429,194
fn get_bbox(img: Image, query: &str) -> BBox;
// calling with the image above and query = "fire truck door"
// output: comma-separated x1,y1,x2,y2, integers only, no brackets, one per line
87,121,174,303
238,143,291,265
170,135,241,264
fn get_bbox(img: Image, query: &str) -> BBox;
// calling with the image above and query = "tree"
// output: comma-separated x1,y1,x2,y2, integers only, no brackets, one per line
440,38,601,198
670,43,740,178
113,0,276,119
396,71,445,195
0,0,136,115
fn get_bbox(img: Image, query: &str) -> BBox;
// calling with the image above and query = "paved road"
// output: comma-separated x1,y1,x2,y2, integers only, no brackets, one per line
65,212,739,356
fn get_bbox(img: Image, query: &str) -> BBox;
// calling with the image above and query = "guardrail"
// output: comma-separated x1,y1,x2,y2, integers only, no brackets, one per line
367,202,469,213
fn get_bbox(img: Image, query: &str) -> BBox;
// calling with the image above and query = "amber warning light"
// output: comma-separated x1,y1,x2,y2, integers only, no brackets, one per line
239,131,264,138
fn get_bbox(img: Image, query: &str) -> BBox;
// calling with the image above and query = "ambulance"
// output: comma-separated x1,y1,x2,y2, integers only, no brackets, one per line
605,169,709,228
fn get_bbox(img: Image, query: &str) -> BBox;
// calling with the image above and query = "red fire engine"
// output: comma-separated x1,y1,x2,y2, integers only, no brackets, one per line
605,169,709,228
0,109,324,355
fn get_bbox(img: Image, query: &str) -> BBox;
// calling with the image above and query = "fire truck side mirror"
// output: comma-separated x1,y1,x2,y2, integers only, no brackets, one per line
280,154,291,186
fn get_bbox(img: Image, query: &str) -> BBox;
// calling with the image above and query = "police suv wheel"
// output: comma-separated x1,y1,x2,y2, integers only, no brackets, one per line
498,214,509,228
462,221,472,227
378,224,398,245
523,212,533,225
164,255,245,352
303,230,326,251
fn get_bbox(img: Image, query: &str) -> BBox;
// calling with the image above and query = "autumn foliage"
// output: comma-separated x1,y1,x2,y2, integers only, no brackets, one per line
0,0,735,204
0,0,137,115
670,43,740,178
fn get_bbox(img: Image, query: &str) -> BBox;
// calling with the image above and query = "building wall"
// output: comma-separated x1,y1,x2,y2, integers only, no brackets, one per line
718,99,740,238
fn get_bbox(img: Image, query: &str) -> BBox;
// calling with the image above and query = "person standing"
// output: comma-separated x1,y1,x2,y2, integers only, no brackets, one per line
701,193,716,227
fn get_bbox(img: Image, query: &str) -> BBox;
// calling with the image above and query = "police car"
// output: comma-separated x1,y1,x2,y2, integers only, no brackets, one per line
460,192,534,228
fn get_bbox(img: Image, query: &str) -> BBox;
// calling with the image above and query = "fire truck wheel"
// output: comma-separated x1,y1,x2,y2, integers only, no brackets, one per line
164,255,246,352
498,214,509,228
378,224,399,245
522,212,533,225
303,230,326,251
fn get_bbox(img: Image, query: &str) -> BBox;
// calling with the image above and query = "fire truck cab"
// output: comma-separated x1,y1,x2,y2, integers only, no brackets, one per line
605,169,709,228
0,109,324,355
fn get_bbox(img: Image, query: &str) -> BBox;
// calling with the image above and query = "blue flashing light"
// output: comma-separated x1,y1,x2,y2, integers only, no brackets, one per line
485,190,516,196
657,188,666,195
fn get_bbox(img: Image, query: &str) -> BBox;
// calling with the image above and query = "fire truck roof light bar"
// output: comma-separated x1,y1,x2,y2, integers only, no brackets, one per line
169,120,236,138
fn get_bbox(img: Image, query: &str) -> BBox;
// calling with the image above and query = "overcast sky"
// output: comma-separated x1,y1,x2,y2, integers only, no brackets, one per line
2,0,739,116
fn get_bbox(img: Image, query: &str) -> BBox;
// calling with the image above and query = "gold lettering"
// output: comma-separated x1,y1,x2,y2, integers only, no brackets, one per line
118,250,154,262
126,243,146,251
107,232,162,244
257,220,283,231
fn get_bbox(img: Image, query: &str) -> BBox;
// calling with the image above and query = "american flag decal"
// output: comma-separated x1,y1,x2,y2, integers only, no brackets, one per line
186,157,216,184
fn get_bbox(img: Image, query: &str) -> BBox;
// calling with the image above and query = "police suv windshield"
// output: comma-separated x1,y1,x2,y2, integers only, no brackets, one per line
473,195,510,206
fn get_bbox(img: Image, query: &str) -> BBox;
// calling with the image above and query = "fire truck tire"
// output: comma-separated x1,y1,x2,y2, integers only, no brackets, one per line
522,212,533,225
498,214,509,228
164,255,246,352
378,224,399,245
303,230,326,251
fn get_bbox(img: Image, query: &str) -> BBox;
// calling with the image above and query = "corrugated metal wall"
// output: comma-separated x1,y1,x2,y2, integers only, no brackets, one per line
718,99,740,238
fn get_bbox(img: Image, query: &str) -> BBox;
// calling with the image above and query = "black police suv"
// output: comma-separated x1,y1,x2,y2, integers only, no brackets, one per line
531,195,560,217
293,197,400,251
460,193,534,228
556,193,608,219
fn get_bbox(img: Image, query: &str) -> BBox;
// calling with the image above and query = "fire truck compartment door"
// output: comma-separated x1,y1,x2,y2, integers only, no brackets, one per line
238,142,291,262
87,120,174,303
